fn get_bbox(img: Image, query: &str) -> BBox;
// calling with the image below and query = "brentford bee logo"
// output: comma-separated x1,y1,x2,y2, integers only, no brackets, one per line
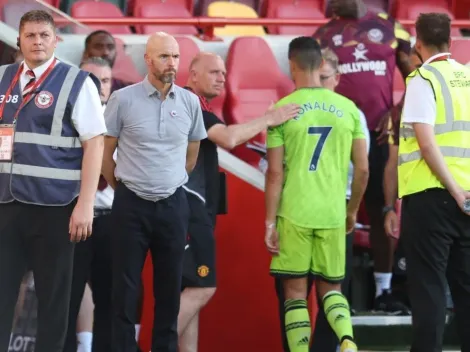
35,91,54,109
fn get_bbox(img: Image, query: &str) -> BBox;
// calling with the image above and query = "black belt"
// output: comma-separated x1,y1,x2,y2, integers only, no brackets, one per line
94,208,111,218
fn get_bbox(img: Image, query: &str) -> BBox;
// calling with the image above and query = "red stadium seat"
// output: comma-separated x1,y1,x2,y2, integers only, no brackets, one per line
2,2,45,29
131,0,193,15
325,0,388,16
134,2,198,35
263,0,320,17
112,37,143,84
1,0,59,26
197,0,258,16
452,0,470,19
71,0,132,34
175,37,200,87
270,2,325,35
395,1,460,37
450,38,470,65
393,69,405,105
224,37,294,166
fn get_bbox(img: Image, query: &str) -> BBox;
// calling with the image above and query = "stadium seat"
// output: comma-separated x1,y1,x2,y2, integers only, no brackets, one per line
134,2,198,35
198,0,258,16
452,0,470,19
269,2,325,35
175,37,200,87
224,37,294,166
265,0,320,18
2,1,45,29
131,0,193,15
70,0,132,34
450,38,470,65
393,69,405,105
395,1,460,37
207,1,265,36
62,0,126,16
325,0,388,17
112,37,143,84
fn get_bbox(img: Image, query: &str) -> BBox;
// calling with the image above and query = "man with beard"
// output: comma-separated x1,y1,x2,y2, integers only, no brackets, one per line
313,0,413,313
102,32,206,352
82,30,130,92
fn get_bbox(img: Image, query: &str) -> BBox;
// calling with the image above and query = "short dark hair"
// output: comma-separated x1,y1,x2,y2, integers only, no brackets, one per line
80,56,111,69
288,36,323,71
416,13,451,50
85,30,114,48
19,10,55,32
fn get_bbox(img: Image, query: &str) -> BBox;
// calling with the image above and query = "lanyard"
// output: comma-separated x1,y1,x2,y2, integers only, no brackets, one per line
0,58,57,122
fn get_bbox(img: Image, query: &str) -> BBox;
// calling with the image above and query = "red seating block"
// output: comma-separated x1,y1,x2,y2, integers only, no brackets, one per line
131,0,193,15
198,0,257,16
270,2,325,35
71,0,132,34
134,2,198,35
450,38,470,65
395,0,460,37
224,37,294,167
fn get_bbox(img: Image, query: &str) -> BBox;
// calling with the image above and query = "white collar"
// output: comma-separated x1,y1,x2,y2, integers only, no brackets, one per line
423,52,451,65
22,55,56,78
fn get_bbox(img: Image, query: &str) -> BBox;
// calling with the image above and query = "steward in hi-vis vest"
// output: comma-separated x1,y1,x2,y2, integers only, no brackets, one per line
398,60,470,197
0,61,89,205
0,10,106,352
398,12,470,352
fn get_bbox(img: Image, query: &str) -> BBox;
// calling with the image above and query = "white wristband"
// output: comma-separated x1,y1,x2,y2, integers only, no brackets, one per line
265,222,275,229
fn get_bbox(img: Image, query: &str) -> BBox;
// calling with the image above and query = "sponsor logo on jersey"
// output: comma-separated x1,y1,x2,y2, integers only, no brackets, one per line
338,43,387,76
368,28,384,43
332,34,343,46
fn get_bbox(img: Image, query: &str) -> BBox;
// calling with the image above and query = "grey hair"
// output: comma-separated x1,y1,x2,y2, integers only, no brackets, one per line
80,56,111,69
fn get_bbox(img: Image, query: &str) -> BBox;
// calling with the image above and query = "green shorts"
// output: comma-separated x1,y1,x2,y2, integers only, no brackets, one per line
270,216,345,283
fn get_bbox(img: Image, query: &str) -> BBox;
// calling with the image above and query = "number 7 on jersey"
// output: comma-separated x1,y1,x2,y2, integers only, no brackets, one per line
308,126,332,171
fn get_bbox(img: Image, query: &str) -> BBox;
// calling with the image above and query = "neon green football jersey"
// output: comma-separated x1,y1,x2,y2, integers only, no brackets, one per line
267,87,365,228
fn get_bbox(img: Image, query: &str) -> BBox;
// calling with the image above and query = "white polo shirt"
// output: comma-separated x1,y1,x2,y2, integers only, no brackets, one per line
95,104,116,210
402,53,452,126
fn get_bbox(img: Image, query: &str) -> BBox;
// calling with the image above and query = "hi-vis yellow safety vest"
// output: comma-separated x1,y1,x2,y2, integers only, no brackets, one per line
398,60,470,198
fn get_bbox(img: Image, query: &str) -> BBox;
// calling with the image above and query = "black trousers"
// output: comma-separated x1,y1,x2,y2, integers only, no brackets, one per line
111,183,189,352
276,233,354,352
63,212,113,352
401,189,470,352
0,201,75,352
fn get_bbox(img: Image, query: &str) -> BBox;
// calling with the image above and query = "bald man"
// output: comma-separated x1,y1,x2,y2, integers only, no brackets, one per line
179,52,299,352
102,32,207,352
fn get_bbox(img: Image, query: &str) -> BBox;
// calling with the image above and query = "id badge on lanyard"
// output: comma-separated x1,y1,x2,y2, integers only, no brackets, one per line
0,124,14,161
0,58,57,161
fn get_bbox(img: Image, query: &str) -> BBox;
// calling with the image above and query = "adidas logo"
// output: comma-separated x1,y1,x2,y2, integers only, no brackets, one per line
334,314,345,323
297,336,309,346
